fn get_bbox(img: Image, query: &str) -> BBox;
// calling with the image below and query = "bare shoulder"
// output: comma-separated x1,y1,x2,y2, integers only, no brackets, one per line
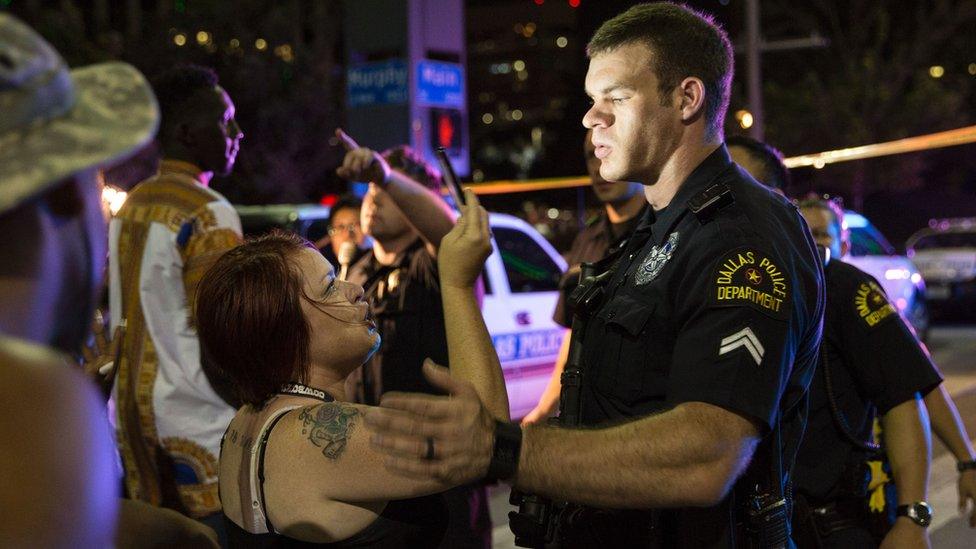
282,401,366,462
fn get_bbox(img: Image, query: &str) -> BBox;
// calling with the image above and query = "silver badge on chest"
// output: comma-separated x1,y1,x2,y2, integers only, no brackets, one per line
635,231,679,285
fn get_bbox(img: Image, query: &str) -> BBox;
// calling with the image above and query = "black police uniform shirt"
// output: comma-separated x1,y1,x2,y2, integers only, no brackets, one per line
552,205,647,327
577,145,826,547
347,238,448,402
793,259,943,504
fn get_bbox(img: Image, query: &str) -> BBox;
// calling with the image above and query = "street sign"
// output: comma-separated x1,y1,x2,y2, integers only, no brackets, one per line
346,60,408,107
415,60,465,108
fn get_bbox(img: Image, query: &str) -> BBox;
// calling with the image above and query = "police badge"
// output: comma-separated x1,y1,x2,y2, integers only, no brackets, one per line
635,232,679,285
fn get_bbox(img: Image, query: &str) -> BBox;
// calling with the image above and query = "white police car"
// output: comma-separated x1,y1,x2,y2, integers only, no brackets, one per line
482,213,567,419
843,211,929,338
236,205,567,419
907,218,976,319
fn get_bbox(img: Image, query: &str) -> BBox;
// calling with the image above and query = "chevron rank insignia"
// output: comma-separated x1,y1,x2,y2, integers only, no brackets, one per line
712,247,790,320
635,231,679,285
719,327,764,366
854,280,896,328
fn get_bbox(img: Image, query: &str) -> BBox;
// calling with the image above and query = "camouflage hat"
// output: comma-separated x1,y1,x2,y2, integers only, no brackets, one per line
0,13,159,215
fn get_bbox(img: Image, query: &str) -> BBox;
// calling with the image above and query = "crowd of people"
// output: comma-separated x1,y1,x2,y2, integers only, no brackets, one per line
2,3,975,548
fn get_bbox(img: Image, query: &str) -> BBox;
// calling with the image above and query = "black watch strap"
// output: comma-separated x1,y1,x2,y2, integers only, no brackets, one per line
485,420,522,482
896,502,932,527
957,459,976,472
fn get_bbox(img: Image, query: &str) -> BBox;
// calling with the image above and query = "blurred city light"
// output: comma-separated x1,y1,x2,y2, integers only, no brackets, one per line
569,0,581,7
229,38,240,48
969,63,976,75
196,30,211,45
547,208,559,219
556,36,568,48
482,113,494,124
102,186,127,217
885,268,912,280
513,60,526,71
173,33,187,46
929,65,945,78
512,109,524,120
255,38,268,51
735,109,754,129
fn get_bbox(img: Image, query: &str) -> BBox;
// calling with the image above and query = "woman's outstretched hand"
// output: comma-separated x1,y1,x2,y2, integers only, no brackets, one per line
438,188,491,290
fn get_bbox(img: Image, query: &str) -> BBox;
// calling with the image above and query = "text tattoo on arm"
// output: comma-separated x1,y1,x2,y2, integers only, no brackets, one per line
298,404,360,460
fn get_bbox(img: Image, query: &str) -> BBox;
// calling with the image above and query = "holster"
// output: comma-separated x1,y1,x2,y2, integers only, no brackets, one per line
792,496,871,548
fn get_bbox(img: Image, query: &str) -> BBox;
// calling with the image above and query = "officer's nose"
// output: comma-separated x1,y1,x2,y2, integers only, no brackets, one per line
583,103,612,130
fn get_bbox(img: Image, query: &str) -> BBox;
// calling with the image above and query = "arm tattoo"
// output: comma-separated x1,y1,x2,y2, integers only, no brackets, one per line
298,403,360,460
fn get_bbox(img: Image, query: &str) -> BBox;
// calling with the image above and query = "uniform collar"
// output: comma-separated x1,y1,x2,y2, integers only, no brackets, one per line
648,144,733,243
159,159,207,185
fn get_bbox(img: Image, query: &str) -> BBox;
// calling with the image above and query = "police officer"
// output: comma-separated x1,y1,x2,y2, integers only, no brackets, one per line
363,4,825,547
732,139,976,546
790,196,938,548
522,129,646,425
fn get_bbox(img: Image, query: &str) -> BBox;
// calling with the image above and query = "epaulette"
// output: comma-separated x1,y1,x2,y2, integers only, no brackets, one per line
687,183,734,224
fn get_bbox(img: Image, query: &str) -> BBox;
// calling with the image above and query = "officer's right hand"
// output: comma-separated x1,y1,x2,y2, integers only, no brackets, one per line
438,189,491,290
335,128,390,185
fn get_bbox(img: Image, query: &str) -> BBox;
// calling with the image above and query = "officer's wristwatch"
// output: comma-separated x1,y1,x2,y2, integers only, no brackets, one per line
896,502,933,527
485,420,522,482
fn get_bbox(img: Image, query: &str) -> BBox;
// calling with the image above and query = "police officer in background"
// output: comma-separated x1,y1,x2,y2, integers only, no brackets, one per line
792,196,938,548
522,129,646,425
364,3,825,547
733,140,976,547
727,135,792,196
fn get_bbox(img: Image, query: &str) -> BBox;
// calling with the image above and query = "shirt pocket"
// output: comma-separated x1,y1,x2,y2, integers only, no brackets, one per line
590,294,669,407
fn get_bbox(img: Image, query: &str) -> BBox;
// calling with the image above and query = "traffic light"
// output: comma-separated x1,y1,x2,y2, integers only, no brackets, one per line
430,108,464,155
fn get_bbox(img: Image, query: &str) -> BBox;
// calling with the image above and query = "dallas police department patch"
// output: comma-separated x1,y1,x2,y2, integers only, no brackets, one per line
854,280,896,328
635,232,679,285
712,247,790,320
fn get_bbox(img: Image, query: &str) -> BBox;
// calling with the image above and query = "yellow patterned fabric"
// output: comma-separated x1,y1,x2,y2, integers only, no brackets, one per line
110,159,241,518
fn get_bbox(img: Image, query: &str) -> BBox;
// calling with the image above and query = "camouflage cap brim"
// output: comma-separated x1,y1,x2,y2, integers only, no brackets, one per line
0,62,159,214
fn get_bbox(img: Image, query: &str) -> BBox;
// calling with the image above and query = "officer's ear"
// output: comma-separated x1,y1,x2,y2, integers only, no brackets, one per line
676,77,706,125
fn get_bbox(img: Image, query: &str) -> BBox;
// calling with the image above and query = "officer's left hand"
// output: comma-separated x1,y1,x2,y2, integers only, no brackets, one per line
958,470,976,527
879,518,930,549
365,360,494,486
334,128,390,185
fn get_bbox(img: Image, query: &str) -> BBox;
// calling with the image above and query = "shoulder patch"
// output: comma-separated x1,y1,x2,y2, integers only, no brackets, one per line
853,280,896,328
711,246,790,320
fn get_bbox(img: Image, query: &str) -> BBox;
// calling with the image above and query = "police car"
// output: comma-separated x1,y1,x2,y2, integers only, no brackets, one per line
842,211,930,338
907,218,976,319
236,205,567,419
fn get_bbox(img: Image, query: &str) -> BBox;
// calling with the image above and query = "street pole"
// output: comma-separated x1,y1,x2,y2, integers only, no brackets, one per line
746,0,764,140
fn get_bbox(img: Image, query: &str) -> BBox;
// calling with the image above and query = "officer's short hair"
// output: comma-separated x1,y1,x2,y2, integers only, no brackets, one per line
726,135,792,194
587,3,733,140
796,193,847,240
